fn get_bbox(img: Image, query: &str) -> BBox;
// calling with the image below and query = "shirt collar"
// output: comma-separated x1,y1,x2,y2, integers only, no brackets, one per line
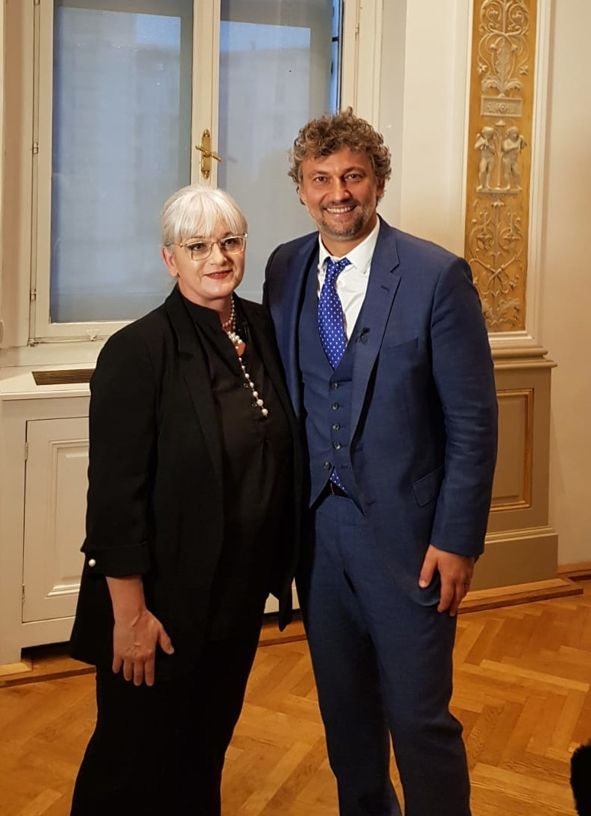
317,218,381,273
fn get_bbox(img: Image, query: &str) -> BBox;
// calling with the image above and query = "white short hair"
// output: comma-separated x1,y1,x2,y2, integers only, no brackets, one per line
160,184,247,247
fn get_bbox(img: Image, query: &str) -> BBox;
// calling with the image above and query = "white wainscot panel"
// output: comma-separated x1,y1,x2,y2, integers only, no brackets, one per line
22,417,88,622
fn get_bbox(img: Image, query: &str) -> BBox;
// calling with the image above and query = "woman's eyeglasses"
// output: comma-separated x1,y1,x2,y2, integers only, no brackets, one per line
178,234,247,261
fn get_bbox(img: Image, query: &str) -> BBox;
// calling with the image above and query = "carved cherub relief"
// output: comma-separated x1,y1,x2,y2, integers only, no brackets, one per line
501,126,527,190
474,126,496,191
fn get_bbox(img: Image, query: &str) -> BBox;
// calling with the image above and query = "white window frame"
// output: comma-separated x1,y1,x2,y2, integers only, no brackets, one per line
32,0,216,342
1,0,382,355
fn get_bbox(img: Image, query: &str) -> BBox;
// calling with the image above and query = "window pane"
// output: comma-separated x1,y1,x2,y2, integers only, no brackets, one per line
50,0,192,323
218,0,341,302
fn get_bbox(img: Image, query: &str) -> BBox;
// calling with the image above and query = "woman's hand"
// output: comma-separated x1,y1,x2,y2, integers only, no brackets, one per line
106,575,174,687
112,608,174,687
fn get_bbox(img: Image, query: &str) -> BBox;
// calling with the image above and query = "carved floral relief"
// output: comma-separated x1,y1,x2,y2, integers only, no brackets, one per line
465,0,537,332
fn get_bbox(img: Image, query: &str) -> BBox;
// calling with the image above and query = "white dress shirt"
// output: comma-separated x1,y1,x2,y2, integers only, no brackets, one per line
316,220,380,339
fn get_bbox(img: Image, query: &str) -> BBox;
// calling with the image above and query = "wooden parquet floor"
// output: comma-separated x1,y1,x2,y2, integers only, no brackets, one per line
1,582,591,815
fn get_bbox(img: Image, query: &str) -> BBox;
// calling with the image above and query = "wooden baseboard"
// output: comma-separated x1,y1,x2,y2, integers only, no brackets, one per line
0,658,32,677
0,646,94,688
259,615,306,646
557,561,591,581
460,576,581,614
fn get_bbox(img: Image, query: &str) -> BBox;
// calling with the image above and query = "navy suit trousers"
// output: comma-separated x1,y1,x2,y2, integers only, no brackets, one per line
300,494,471,816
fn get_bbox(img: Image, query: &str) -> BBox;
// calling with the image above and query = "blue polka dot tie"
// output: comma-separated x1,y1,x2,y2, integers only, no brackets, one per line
318,256,351,369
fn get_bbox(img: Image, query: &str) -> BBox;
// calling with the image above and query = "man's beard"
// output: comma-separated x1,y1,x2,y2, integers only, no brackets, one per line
316,202,372,242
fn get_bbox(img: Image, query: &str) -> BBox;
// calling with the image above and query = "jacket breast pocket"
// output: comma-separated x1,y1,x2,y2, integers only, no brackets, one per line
381,336,419,354
412,465,443,507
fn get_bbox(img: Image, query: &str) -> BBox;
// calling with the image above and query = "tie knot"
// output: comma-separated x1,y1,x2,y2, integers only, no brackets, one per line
325,256,350,282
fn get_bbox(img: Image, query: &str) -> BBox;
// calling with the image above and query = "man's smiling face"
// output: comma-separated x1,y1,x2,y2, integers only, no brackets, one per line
298,147,384,255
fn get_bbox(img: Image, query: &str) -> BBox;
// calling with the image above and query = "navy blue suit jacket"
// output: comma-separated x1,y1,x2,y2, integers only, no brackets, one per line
264,218,498,604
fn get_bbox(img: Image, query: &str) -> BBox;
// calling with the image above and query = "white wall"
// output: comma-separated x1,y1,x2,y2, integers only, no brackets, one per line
538,0,591,565
378,0,471,256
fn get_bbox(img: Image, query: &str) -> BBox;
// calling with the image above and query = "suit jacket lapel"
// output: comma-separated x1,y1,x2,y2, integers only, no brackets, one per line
277,237,318,416
349,222,402,442
164,287,223,488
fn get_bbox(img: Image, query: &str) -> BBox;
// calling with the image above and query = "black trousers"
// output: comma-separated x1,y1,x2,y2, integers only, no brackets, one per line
70,631,260,816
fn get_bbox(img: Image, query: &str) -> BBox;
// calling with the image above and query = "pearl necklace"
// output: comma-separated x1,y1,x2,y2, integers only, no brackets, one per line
223,298,269,419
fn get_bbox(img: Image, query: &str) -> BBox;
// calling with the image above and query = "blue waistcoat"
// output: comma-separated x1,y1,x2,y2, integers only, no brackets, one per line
299,263,359,505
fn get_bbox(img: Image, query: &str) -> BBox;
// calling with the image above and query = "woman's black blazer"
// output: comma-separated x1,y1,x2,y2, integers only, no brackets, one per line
70,286,303,674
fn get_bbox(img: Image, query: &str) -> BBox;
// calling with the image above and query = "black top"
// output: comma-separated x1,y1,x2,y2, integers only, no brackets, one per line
182,296,292,640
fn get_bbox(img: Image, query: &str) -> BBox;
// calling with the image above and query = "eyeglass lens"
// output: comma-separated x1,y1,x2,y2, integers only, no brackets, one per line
185,236,245,259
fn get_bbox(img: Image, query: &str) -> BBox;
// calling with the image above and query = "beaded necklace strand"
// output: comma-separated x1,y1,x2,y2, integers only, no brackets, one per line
222,298,269,418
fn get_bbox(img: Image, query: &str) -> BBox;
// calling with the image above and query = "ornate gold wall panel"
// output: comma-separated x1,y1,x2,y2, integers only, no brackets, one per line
465,0,537,332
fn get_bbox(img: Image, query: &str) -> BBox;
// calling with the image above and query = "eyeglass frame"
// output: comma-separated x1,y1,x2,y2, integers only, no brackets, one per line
176,233,248,262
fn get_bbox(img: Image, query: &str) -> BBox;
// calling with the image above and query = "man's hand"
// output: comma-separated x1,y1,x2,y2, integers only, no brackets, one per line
418,544,475,616
112,608,174,687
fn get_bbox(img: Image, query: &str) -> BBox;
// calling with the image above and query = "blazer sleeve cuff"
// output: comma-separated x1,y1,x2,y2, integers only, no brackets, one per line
82,541,151,576
429,534,485,559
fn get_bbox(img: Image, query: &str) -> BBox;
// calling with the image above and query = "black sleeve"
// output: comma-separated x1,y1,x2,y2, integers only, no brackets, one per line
82,328,158,576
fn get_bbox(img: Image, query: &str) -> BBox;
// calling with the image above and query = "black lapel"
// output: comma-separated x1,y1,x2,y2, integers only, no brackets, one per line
274,236,318,415
163,287,223,487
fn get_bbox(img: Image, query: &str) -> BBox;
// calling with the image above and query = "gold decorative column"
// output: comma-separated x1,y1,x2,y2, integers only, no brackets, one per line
463,1,566,599
466,0,535,331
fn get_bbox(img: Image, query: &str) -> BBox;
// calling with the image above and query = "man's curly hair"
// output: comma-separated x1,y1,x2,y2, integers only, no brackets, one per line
288,108,391,187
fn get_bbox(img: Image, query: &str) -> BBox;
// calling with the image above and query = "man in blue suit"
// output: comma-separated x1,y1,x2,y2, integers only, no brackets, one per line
264,110,498,815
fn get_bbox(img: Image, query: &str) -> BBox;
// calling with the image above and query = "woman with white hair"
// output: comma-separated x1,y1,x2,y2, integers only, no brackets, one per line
69,184,302,815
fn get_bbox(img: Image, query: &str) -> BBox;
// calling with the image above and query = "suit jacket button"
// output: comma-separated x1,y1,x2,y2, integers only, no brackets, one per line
333,442,342,450
323,461,332,470
88,558,96,567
